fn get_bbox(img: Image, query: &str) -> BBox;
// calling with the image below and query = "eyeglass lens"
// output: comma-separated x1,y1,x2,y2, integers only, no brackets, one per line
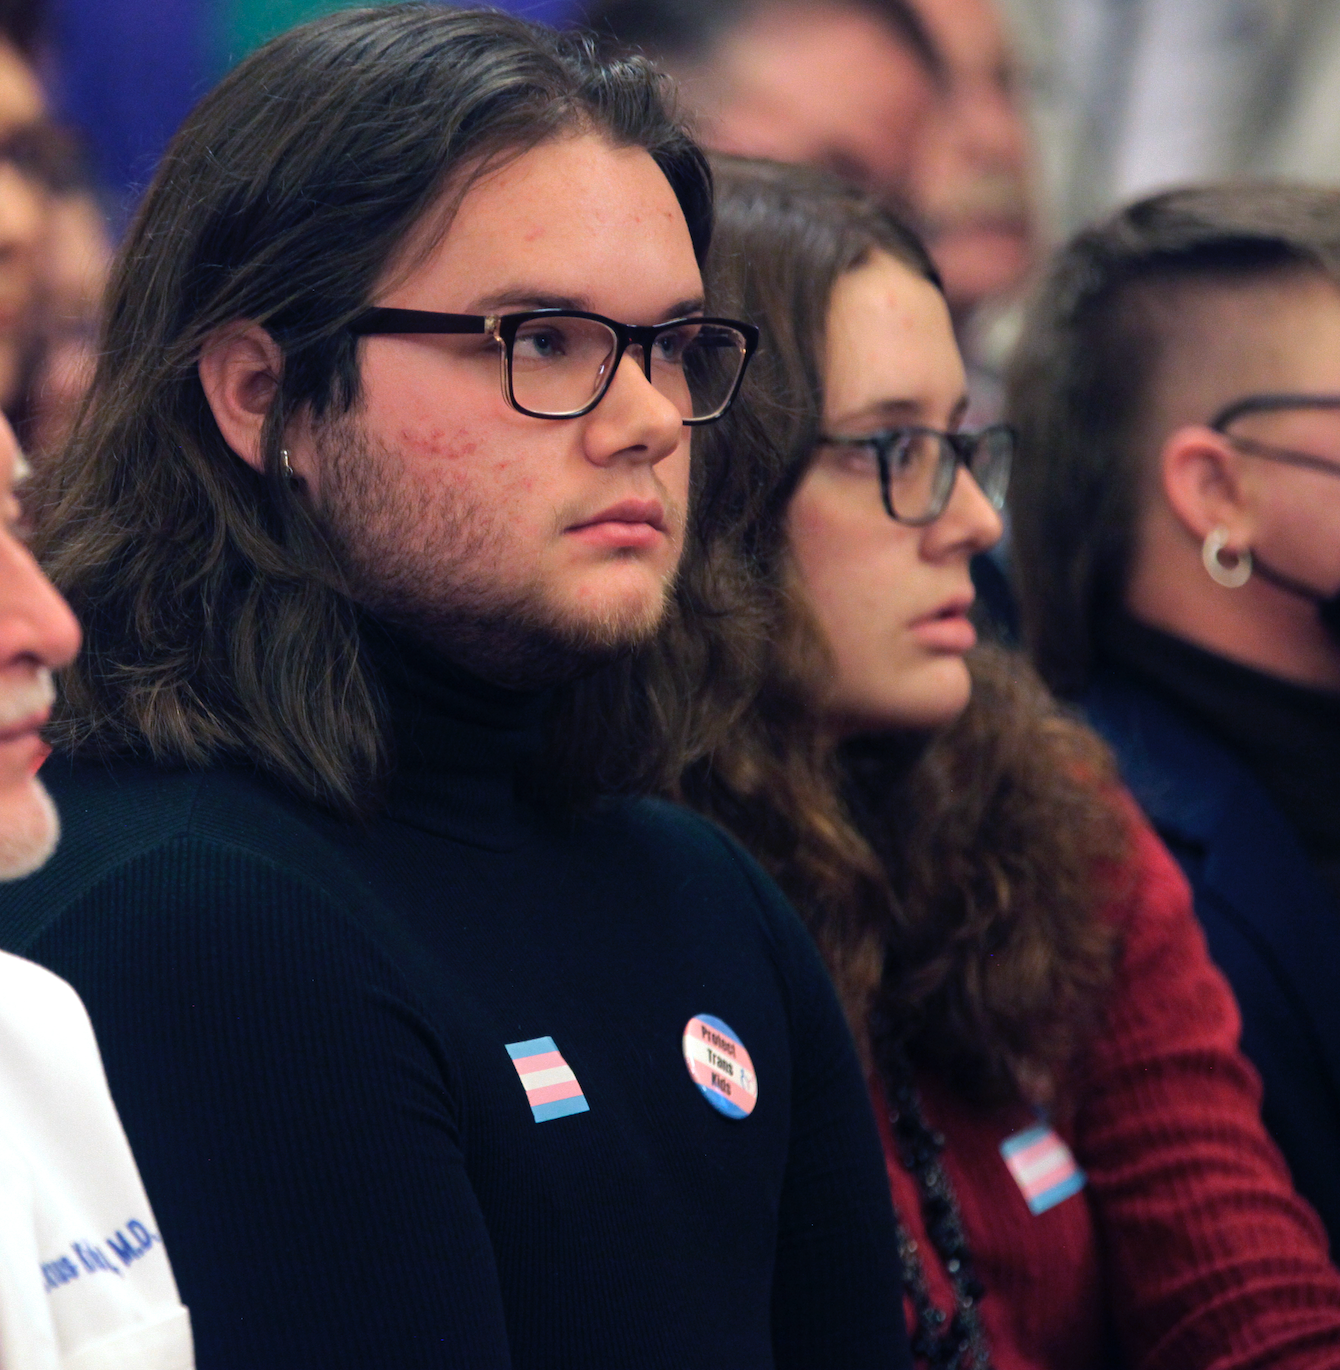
970,429,1013,512
508,316,748,421
883,429,1012,523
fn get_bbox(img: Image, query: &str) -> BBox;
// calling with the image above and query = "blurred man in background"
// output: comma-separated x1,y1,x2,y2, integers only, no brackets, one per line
582,0,1040,406
907,0,1038,418
581,0,941,207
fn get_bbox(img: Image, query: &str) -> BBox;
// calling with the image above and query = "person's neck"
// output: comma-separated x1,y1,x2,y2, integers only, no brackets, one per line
1125,552,1340,693
363,620,552,847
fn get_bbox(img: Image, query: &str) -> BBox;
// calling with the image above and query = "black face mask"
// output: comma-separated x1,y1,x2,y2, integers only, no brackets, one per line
1255,554,1340,647
1320,589,1340,644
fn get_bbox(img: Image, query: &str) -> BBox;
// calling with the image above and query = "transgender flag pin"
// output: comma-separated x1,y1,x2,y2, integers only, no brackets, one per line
506,1036,590,1123
999,1123,1086,1215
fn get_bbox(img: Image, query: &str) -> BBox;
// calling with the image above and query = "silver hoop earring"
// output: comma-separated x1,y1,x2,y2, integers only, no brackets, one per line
280,448,301,487
1202,526,1252,588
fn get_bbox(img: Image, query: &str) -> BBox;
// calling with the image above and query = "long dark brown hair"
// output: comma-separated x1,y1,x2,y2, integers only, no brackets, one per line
680,157,1124,1105
30,4,748,818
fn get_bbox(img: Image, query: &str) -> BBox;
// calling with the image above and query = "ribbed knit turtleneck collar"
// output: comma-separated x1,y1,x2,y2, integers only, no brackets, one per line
365,623,551,850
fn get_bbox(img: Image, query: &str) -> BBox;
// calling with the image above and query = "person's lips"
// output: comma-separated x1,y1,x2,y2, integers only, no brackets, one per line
909,594,977,653
0,709,49,745
0,710,51,778
566,499,668,550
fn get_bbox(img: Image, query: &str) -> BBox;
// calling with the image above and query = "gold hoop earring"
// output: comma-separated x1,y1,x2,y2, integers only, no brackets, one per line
1202,526,1252,588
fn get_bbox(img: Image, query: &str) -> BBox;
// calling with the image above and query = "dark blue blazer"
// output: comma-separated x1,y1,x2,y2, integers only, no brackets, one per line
1083,669,1340,1251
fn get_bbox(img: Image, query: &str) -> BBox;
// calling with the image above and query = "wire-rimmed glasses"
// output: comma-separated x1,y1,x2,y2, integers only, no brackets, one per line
817,424,1015,525
1210,392,1340,480
348,307,759,425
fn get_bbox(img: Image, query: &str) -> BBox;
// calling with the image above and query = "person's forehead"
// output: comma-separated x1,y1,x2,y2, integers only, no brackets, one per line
726,5,930,108
913,0,1008,74
713,7,933,181
826,254,961,413
381,135,703,316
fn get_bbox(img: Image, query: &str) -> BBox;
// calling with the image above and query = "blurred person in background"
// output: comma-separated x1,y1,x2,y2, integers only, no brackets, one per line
582,0,1041,400
24,153,112,458
0,0,111,459
0,32,51,420
580,0,941,215
675,153,1340,1370
0,411,193,1369
1009,184,1340,1252
906,0,1038,421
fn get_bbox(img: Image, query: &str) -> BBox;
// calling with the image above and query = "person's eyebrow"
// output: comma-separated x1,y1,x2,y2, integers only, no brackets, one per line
828,398,923,430
475,288,589,312
472,287,706,321
948,395,970,428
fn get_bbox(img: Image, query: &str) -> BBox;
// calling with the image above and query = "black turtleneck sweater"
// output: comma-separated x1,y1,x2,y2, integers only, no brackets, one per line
0,639,907,1369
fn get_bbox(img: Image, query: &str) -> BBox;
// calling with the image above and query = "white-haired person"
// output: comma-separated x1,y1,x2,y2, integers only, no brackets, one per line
0,412,192,1369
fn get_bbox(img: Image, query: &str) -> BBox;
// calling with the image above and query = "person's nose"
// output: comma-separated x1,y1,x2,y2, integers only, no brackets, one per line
0,162,46,278
0,530,81,675
956,77,1027,168
924,466,1003,559
580,346,685,469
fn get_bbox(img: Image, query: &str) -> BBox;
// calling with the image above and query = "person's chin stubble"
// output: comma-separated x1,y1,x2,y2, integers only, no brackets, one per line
312,414,678,689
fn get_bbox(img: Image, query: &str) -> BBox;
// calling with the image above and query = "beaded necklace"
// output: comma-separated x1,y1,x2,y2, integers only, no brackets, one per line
882,1047,994,1370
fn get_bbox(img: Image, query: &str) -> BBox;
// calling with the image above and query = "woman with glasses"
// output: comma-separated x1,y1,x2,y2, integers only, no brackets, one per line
672,157,1340,1370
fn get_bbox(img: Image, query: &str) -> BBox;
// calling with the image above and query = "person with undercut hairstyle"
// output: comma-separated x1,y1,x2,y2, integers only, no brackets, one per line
0,8,909,1368
1009,183,1340,1252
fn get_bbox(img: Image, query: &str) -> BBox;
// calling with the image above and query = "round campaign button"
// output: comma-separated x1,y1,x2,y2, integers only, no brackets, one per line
683,1014,758,1119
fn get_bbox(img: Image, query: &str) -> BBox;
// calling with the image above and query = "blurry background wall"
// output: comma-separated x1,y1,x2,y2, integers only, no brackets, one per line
39,0,573,231
30,0,1340,241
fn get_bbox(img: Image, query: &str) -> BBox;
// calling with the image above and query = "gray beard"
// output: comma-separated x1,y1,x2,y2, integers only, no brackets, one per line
310,414,672,690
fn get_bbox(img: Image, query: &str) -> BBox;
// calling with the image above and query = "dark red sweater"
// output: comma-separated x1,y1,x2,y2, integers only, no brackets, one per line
877,812,1340,1369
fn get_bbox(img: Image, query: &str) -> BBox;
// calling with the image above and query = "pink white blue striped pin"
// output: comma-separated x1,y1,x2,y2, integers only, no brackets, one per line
683,1014,758,1119
506,1036,589,1123
999,1123,1085,1215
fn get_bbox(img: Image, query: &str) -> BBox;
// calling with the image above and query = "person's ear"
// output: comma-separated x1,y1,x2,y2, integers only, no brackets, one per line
1160,424,1256,549
197,323,283,475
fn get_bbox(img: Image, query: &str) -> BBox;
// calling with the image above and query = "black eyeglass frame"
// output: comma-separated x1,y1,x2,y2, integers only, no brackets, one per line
347,306,760,426
1209,392,1340,481
816,423,1015,526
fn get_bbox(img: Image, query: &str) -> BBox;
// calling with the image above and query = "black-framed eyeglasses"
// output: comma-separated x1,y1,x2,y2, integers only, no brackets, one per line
347,307,759,425
1209,392,1340,480
816,424,1014,525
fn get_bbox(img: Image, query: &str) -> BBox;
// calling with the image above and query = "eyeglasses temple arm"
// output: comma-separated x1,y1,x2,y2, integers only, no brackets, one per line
347,308,489,336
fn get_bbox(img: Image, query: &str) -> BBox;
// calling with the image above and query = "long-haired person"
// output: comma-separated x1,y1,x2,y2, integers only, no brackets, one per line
0,11,908,1368
677,156,1340,1370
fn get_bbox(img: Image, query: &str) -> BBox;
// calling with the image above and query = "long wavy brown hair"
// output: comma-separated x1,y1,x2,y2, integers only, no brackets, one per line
679,158,1127,1105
